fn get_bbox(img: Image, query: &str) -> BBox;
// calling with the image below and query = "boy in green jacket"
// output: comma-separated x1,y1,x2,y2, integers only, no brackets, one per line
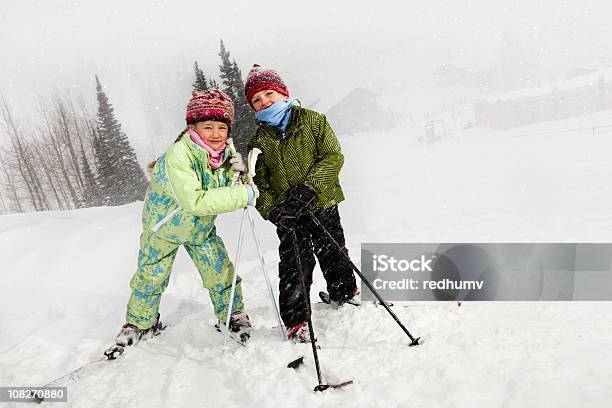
105,89,257,358
245,65,358,343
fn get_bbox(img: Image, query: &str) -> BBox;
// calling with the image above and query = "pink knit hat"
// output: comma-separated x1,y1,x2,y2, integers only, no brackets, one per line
185,89,234,125
244,64,289,109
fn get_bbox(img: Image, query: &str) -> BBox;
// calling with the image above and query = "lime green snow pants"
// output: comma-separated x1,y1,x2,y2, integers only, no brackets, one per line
126,222,243,329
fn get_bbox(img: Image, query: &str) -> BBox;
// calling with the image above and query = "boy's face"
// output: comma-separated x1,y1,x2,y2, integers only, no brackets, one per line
191,120,229,151
251,90,287,112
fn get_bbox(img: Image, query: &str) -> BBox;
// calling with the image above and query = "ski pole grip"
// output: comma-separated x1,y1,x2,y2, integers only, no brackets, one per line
247,148,262,179
227,137,237,156
226,138,241,186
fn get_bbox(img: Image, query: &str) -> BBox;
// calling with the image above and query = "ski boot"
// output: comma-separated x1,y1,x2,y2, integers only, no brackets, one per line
216,311,252,344
331,287,361,308
287,321,312,344
104,313,164,360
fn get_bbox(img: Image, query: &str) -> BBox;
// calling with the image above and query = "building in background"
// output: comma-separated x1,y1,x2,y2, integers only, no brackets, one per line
325,87,395,136
474,67,612,129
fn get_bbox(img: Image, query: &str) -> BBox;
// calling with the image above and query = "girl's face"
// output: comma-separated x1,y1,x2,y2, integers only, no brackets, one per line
191,120,229,150
251,89,287,112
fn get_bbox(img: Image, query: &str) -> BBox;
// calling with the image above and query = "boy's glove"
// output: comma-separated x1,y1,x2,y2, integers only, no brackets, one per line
230,152,247,174
269,204,298,231
269,184,316,230
285,184,316,213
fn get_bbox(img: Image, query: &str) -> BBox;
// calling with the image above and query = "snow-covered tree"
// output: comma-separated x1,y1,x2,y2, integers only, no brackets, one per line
218,40,257,156
79,141,99,207
193,61,209,92
94,76,147,205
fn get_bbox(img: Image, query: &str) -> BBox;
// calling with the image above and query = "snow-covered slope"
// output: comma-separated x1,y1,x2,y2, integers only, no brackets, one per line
1,117,612,407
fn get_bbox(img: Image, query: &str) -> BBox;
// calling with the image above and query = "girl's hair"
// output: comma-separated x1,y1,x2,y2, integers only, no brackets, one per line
147,126,189,172
174,126,189,143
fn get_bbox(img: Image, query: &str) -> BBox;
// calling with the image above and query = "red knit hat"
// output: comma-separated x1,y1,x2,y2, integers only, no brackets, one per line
185,89,234,125
244,64,289,109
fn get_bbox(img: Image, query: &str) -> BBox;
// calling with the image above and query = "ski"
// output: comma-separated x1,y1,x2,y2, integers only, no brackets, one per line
214,323,248,347
318,291,393,307
32,357,108,404
287,356,304,369
319,380,354,390
288,354,353,391
318,291,342,305
34,323,308,403
34,322,168,403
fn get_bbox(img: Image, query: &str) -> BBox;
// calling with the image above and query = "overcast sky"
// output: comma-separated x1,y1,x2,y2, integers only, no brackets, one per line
2,0,612,157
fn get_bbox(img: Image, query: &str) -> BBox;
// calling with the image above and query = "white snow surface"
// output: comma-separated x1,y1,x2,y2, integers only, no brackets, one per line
2,118,612,407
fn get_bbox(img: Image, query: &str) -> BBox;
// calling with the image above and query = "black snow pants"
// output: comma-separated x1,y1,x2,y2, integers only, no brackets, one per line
276,205,357,328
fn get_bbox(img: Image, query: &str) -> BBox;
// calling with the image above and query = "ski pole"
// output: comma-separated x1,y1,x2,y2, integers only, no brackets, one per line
246,207,286,339
246,147,285,340
290,230,329,392
306,210,422,346
224,208,247,347
223,138,250,347
223,145,286,342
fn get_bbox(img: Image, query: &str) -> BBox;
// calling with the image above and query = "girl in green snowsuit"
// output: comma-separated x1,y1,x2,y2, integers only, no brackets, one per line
106,89,257,359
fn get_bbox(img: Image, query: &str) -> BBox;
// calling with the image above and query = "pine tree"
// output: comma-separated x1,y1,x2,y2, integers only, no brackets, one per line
217,40,257,156
208,78,219,89
94,76,148,205
79,143,98,207
218,40,238,97
193,61,208,91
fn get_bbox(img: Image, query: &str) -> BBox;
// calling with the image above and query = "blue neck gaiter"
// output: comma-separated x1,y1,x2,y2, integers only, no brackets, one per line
255,98,295,132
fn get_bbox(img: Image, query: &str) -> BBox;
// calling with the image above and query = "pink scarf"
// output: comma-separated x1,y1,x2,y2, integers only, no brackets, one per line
188,128,226,170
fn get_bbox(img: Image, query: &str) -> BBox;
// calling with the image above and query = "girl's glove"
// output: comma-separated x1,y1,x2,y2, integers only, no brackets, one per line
250,180,260,200
245,182,260,206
